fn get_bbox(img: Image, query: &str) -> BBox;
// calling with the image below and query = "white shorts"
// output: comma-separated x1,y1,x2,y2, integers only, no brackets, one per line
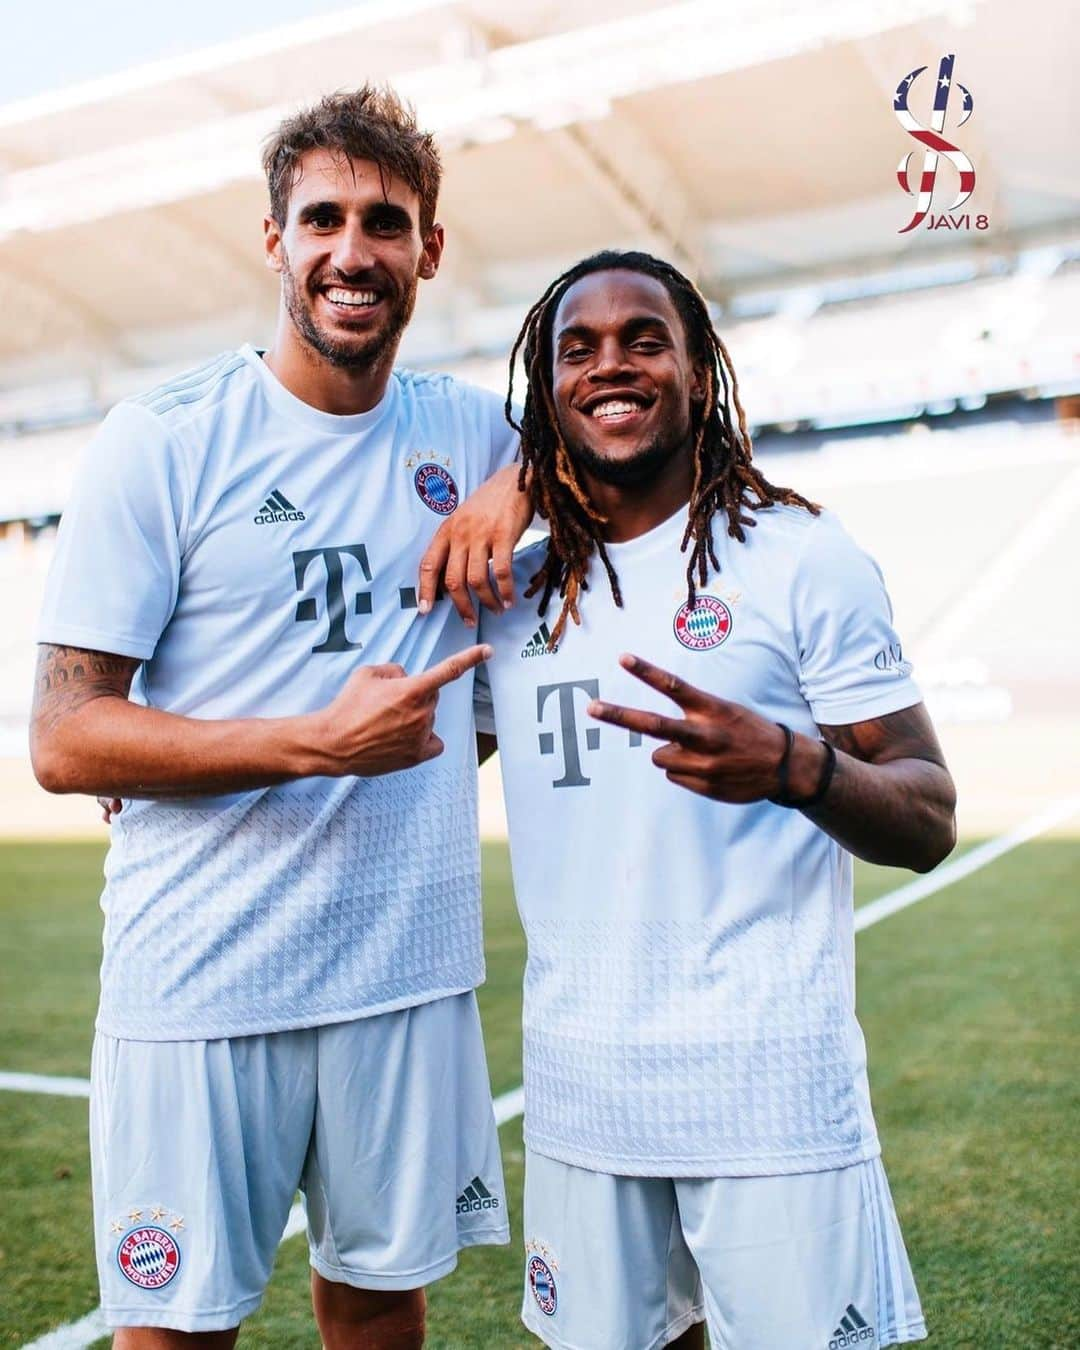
90,992,508,1332
521,1150,926,1350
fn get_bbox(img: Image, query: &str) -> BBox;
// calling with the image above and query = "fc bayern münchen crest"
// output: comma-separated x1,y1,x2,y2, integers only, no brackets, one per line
414,462,459,515
117,1225,181,1289
527,1255,558,1316
673,594,732,651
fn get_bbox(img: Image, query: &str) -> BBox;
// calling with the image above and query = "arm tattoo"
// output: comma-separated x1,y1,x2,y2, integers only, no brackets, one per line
819,703,947,769
33,644,139,735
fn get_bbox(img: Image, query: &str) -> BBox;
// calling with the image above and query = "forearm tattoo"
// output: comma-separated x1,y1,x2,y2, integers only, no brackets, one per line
820,703,948,769
33,645,139,734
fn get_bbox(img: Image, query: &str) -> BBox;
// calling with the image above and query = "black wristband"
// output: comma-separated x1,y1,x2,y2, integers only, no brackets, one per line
768,723,837,808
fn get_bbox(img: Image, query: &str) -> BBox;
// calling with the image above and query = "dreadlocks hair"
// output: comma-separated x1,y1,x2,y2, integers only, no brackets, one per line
505,250,820,647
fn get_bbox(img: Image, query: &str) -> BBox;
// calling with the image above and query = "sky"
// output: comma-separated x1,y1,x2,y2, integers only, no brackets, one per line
0,0,366,104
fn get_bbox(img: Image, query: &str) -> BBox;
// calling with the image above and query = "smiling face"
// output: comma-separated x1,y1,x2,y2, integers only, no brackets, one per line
264,149,443,370
550,269,705,488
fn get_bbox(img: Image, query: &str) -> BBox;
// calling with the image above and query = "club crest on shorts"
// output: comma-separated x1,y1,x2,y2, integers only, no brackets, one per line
673,594,732,650
527,1254,558,1316
116,1223,182,1290
413,462,459,515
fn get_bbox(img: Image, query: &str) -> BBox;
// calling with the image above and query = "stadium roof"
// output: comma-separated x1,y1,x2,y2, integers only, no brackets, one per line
0,0,1077,388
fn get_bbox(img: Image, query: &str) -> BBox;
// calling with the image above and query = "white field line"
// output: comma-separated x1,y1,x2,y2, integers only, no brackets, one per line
2,1069,529,1113
854,793,1080,932
0,1071,90,1097
15,795,1080,1349
20,1310,109,1350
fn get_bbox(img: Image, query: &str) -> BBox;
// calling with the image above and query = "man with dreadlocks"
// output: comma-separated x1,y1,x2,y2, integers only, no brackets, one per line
472,251,955,1350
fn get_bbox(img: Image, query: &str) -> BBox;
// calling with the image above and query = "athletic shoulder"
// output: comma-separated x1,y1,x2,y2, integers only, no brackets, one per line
394,369,516,474
747,497,823,539
126,349,251,427
393,367,504,416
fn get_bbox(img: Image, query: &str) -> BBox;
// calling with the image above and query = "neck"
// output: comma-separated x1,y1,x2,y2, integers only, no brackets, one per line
580,448,694,543
262,310,395,415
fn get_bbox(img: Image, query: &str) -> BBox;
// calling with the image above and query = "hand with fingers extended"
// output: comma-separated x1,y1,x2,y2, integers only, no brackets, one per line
587,652,806,803
417,464,532,627
309,644,493,778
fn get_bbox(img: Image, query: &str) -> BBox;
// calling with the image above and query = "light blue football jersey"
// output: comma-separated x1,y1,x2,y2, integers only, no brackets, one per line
477,505,920,1175
38,346,517,1039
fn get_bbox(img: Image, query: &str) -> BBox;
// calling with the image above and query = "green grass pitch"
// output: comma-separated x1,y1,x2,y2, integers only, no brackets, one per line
1,837,1077,1348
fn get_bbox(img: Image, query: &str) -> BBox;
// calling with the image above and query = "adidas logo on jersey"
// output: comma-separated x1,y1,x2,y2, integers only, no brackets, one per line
455,1176,501,1215
520,623,558,659
254,490,306,525
828,1304,875,1348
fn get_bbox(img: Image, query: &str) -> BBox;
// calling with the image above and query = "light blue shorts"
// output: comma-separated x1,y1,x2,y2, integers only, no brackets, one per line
521,1149,926,1350
91,992,508,1331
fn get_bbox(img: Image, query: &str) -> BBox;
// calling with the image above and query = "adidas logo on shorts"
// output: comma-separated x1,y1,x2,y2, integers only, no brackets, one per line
254,489,306,525
828,1303,875,1348
456,1176,501,1214
521,623,557,659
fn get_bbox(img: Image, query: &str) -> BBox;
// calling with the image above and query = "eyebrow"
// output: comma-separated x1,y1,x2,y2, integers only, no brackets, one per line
297,201,342,222
367,202,416,226
296,201,415,229
556,315,674,344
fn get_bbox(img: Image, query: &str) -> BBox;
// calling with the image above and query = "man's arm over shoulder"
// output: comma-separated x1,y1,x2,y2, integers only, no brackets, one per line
417,383,532,624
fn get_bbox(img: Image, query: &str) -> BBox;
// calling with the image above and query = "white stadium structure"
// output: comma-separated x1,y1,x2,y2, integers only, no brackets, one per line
1,0,1077,836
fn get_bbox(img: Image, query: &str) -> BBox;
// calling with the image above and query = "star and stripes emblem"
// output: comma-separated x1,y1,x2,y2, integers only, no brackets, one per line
894,53,976,234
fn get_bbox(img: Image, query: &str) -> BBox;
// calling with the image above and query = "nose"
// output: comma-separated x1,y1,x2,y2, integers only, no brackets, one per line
588,338,634,381
330,221,376,278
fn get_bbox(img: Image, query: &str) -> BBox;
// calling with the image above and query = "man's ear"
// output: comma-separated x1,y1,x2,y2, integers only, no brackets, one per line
264,214,284,274
689,359,708,406
418,223,445,280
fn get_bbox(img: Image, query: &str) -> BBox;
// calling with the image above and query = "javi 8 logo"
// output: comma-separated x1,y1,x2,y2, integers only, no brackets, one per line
894,54,987,235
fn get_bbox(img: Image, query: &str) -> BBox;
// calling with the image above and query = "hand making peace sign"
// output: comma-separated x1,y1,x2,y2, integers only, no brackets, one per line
586,652,799,803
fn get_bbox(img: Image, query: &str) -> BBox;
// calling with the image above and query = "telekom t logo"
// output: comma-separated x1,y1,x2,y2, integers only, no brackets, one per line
894,54,979,234
292,544,418,653
536,679,644,788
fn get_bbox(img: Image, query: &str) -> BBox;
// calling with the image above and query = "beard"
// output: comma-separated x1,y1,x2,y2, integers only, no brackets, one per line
563,423,688,488
281,252,419,370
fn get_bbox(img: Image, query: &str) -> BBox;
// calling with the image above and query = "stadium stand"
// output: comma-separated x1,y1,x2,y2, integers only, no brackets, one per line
1,0,1077,838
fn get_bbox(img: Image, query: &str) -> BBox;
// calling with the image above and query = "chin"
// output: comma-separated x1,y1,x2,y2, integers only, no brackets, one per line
570,434,681,487
300,316,395,370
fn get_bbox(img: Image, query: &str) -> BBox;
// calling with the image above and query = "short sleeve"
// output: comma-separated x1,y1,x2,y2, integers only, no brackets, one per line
792,512,921,724
36,402,186,660
473,657,497,736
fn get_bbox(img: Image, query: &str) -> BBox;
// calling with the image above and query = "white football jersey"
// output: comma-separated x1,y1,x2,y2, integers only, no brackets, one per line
476,503,920,1176
38,346,517,1040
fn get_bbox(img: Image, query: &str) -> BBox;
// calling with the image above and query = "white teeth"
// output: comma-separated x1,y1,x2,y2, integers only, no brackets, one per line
325,288,378,306
591,399,643,418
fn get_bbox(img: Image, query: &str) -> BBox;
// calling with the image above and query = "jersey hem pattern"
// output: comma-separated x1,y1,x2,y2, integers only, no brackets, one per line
521,1131,883,1179
94,980,483,1043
